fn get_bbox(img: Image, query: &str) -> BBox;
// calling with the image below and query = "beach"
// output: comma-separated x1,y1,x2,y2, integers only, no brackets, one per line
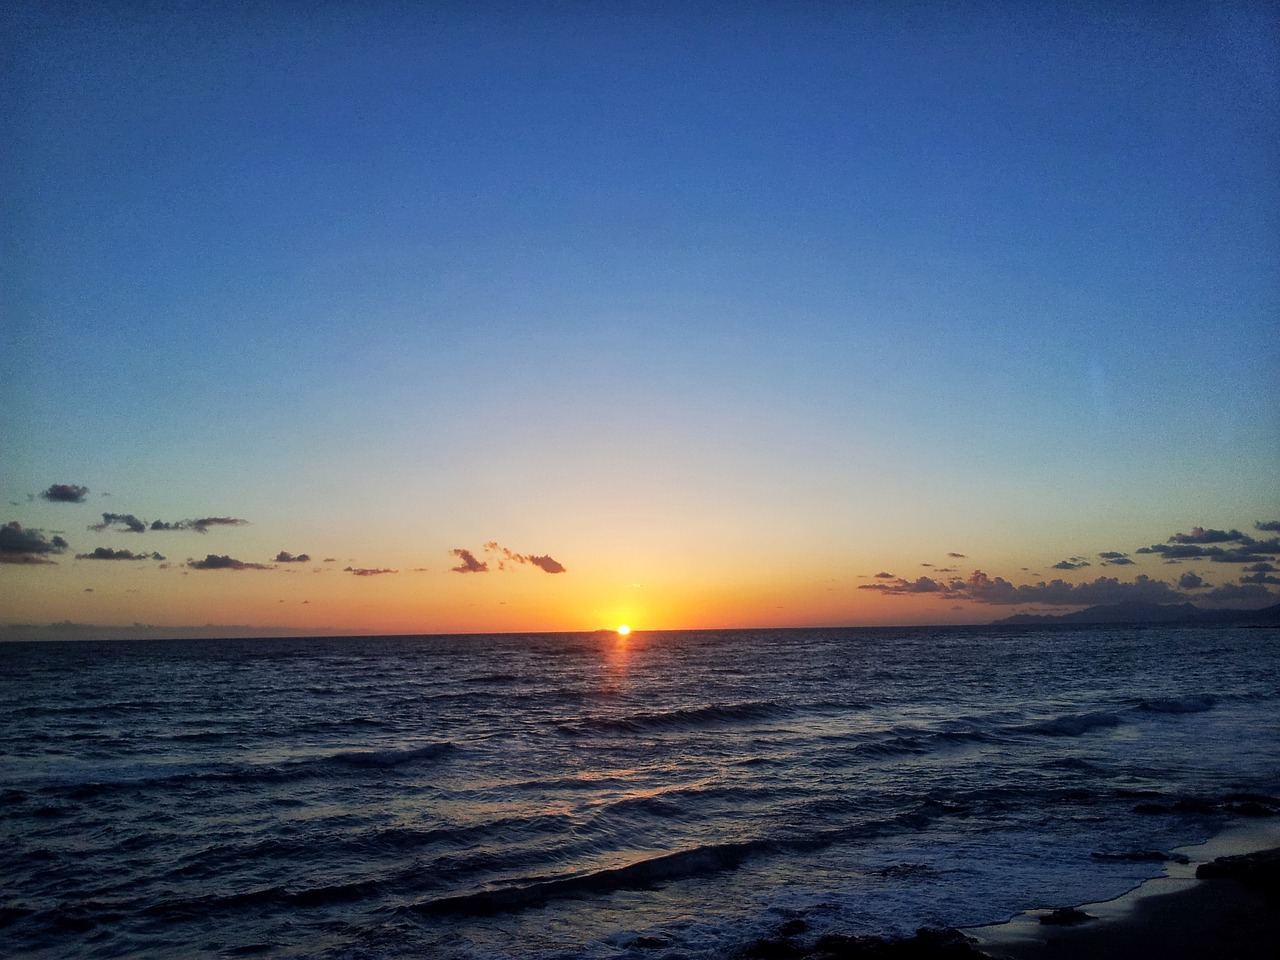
732,823,1280,960
970,826,1280,960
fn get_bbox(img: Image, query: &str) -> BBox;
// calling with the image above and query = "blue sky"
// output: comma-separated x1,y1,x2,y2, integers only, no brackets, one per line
2,1,1277,634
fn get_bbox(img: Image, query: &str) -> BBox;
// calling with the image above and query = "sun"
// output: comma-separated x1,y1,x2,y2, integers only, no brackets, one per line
616,624,631,636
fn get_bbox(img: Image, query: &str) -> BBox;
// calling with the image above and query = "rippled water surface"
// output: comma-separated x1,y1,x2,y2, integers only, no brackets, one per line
2,626,1278,958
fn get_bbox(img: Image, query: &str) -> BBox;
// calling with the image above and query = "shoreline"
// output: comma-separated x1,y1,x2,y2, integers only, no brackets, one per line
968,819,1280,959
734,819,1280,959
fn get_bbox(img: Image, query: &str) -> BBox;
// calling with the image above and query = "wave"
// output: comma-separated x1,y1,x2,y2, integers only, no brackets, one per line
1137,695,1216,714
28,741,457,801
326,742,456,768
558,700,786,736
410,840,766,916
1016,710,1123,737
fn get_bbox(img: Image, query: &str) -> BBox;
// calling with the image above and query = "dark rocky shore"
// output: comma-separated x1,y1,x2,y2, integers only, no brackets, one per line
732,846,1280,960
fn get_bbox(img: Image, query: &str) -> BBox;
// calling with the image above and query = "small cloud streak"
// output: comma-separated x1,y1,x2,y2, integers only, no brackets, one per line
1052,558,1092,570
275,551,312,563
76,547,165,561
42,484,90,503
344,566,397,576
152,517,249,534
1098,551,1134,566
187,554,272,571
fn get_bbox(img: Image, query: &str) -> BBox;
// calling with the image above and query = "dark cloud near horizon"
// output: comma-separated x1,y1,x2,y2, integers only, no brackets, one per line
1257,520,1280,532
76,547,165,561
1,524,67,564
1240,572,1280,585
1137,541,1280,564
275,551,311,563
450,548,488,573
1178,571,1206,589
187,554,272,570
90,512,146,534
1199,582,1277,603
0,521,69,564
861,569,1198,607
41,484,89,503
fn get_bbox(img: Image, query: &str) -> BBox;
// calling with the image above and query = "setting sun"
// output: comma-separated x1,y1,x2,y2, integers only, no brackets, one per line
616,624,631,636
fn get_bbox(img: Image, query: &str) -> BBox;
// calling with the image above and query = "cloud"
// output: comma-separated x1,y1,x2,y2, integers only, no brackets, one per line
1098,551,1134,565
1199,583,1279,604
187,554,272,571
966,571,1190,606
1240,572,1280,585
450,548,488,573
1168,526,1248,544
1178,571,1206,589
947,552,966,558
75,547,165,561
344,567,397,576
1257,520,1280,532
874,571,896,579
90,512,146,534
151,517,249,534
41,483,89,503
0,521,69,563
527,554,566,574
481,541,567,573
865,569,1194,607
275,551,312,563
858,576,949,595
1052,558,1092,570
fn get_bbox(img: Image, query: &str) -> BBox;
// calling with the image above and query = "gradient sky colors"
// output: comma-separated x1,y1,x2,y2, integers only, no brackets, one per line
3,1,1277,638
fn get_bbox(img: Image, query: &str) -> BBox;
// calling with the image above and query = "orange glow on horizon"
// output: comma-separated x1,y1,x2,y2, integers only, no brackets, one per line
616,624,631,636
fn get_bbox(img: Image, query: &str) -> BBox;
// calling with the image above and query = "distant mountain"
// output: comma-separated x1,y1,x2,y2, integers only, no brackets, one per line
992,601,1280,626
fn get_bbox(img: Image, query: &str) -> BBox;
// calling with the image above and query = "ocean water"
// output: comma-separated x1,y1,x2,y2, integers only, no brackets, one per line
2,625,1277,959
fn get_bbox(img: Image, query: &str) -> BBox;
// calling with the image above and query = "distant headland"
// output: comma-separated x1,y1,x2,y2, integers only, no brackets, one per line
992,601,1280,626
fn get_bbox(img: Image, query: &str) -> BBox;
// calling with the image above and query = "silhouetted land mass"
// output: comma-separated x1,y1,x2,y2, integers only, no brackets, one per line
992,602,1280,627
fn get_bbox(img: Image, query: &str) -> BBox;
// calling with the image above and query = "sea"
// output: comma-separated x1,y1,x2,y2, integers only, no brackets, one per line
2,625,1277,959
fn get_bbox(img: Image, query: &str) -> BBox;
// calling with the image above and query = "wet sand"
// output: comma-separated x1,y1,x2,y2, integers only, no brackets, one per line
734,822,1280,960
970,823,1280,960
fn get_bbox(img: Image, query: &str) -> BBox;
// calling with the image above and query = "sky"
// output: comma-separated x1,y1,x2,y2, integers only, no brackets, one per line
2,0,1278,638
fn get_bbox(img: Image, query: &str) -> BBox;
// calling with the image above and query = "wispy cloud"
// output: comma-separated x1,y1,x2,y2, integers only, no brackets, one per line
90,512,146,533
41,483,89,503
152,517,249,534
344,567,397,576
450,548,488,573
0,521,69,564
482,541,567,573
